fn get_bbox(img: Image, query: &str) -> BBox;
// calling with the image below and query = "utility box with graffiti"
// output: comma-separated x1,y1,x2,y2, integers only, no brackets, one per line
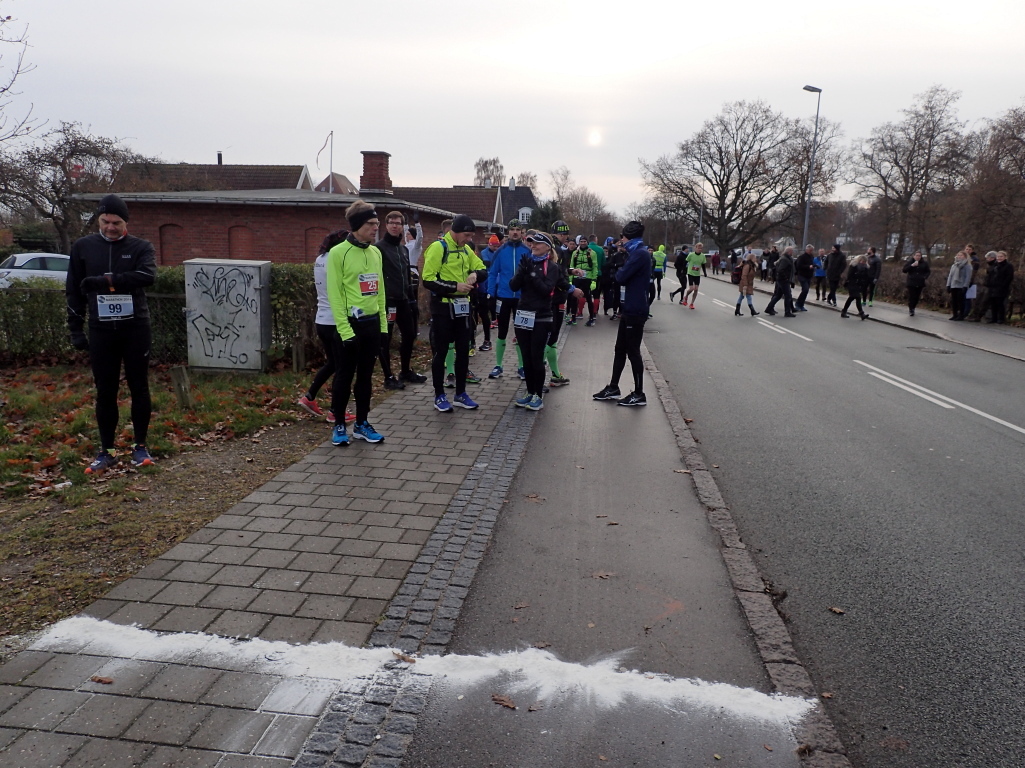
183,259,272,372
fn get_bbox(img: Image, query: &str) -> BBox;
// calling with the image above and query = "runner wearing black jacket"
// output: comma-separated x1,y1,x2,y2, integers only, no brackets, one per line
66,194,157,475
376,211,426,389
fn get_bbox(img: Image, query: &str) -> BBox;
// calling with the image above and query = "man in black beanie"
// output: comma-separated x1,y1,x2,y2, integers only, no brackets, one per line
66,194,157,475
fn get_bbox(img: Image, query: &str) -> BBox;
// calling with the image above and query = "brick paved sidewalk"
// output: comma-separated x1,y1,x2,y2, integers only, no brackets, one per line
0,359,535,768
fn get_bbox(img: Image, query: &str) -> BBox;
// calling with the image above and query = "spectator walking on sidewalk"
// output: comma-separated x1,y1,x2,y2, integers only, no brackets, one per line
423,214,488,412
377,211,427,390
327,201,388,445
734,252,760,317
593,221,651,407
764,246,796,317
902,251,930,316
945,250,972,321
66,194,157,475
824,244,846,306
841,255,871,320
298,230,356,426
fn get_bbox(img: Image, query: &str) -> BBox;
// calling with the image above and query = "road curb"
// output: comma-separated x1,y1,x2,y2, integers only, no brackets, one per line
641,341,853,768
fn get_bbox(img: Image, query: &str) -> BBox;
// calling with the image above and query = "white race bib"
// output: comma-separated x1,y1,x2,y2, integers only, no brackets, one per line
451,298,470,317
513,309,536,329
387,306,397,323
620,286,626,302
97,294,134,321
495,299,503,314
358,273,379,297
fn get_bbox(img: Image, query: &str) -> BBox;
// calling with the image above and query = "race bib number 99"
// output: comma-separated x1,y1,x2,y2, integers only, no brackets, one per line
97,294,134,320
358,273,379,296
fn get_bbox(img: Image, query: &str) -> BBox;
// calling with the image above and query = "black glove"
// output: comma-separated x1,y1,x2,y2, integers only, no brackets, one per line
411,212,420,224
340,336,359,351
80,275,108,292
70,331,89,351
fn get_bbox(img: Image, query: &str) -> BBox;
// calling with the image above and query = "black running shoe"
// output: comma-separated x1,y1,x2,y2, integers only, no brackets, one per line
592,385,621,401
617,391,647,407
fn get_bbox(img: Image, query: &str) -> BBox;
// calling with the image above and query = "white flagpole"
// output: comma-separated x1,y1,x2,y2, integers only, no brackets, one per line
329,131,334,194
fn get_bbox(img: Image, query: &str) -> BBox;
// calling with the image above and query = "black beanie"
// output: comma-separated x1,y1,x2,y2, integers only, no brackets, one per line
451,214,476,233
622,220,644,239
97,194,129,222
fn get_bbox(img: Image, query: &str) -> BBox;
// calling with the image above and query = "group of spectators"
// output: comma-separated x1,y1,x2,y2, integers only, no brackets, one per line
942,246,1016,323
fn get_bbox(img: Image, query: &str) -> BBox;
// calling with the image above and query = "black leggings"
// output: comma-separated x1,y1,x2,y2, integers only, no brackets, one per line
611,314,646,394
332,318,380,424
89,322,152,451
495,297,518,341
813,276,827,298
430,310,471,396
472,292,491,342
572,279,595,318
379,300,417,378
654,274,663,297
309,323,337,399
949,288,966,319
907,286,923,312
548,309,564,346
515,320,551,397
842,293,865,316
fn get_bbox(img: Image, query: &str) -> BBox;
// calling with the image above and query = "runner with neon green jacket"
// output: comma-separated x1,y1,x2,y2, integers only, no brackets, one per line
653,244,667,300
569,239,599,326
326,201,388,446
682,243,708,309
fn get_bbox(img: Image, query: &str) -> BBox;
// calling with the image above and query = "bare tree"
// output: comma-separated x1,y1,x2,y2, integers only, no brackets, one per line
0,122,152,253
640,100,805,253
0,7,33,143
781,116,846,242
473,156,504,187
515,170,538,190
562,187,611,232
548,165,574,202
852,86,968,257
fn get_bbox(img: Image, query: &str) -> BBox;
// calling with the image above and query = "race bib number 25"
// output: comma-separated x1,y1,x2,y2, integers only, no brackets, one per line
358,273,379,296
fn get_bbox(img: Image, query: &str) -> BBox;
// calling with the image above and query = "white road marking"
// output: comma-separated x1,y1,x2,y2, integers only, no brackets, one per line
711,298,733,310
757,320,787,335
855,360,1025,435
866,372,954,409
758,319,813,342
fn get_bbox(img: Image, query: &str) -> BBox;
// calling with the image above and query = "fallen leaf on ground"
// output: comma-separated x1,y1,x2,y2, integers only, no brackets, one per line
391,651,416,664
607,521,619,526
821,692,833,699
514,602,529,609
587,622,595,628
712,464,719,468
511,617,519,623
763,744,774,751
528,703,542,712
592,571,615,579
595,514,608,518
491,694,517,709
89,676,114,685
599,757,607,762
457,695,464,700
673,469,691,474
714,754,722,760
576,465,585,469
533,641,551,649
829,606,846,615
684,418,694,423
525,493,545,503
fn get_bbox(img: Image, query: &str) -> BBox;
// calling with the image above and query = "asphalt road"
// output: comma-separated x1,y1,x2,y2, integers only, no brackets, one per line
647,274,1025,768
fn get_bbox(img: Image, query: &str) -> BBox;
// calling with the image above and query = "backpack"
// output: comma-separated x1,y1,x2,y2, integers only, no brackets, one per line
731,262,743,284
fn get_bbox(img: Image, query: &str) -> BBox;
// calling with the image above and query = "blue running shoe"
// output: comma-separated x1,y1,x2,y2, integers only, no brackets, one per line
517,367,525,380
515,394,532,408
525,395,544,411
434,395,453,413
130,444,154,467
353,420,384,443
488,365,503,379
85,450,118,476
332,425,350,446
453,392,479,410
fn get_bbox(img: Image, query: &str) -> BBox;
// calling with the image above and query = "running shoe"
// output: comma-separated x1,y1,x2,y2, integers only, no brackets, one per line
585,318,596,327
332,425,350,446
400,370,428,384
326,410,336,424
344,410,356,424
297,395,324,417
445,373,456,388
617,391,647,407
453,392,479,409
549,375,570,387
515,394,533,408
592,385,621,401
525,395,544,411
384,376,405,390
130,444,154,467
468,346,476,357
490,320,499,329
488,365,503,379
434,395,453,413
353,420,384,443
479,340,493,352
689,303,695,309
517,367,525,380
466,371,482,385
85,450,118,476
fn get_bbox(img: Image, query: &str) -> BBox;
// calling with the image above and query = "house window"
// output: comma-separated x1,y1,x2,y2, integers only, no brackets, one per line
518,208,531,223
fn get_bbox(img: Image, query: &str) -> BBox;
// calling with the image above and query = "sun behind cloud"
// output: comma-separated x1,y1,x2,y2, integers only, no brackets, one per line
587,128,603,147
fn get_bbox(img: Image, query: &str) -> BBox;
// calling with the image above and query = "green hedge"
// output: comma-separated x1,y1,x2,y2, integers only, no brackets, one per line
0,263,319,366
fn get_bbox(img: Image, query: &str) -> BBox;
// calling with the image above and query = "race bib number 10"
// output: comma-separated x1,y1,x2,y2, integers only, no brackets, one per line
358,273,379,296
97,294,135,320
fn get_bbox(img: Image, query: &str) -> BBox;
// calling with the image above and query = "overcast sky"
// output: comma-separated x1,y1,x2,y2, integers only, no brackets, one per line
15,0,1025,214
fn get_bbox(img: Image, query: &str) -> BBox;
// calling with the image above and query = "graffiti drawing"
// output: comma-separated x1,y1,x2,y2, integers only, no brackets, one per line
186,264,263,369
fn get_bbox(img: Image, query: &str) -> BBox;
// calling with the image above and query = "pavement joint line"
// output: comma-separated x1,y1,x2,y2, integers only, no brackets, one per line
291,324,575,768
641,340,853,768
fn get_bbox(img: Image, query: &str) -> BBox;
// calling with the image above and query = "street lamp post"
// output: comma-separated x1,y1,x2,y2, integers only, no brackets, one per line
802,85,822,251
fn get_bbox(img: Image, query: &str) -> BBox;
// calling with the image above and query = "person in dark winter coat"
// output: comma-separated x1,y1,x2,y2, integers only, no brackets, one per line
764,247,796,317
841,255,871,320
794,245,815,311
824,244,846,306
865,248,882,305
979,250,1015,324
902,251,930,316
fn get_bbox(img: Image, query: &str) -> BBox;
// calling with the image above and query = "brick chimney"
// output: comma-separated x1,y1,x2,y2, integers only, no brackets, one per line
359,151,393,195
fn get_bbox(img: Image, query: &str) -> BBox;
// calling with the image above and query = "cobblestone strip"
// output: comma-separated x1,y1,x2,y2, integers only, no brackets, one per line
640,341,852,768
291,332,570,768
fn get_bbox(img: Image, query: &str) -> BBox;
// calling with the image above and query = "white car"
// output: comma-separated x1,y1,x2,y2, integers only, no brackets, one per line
0,253,69,288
